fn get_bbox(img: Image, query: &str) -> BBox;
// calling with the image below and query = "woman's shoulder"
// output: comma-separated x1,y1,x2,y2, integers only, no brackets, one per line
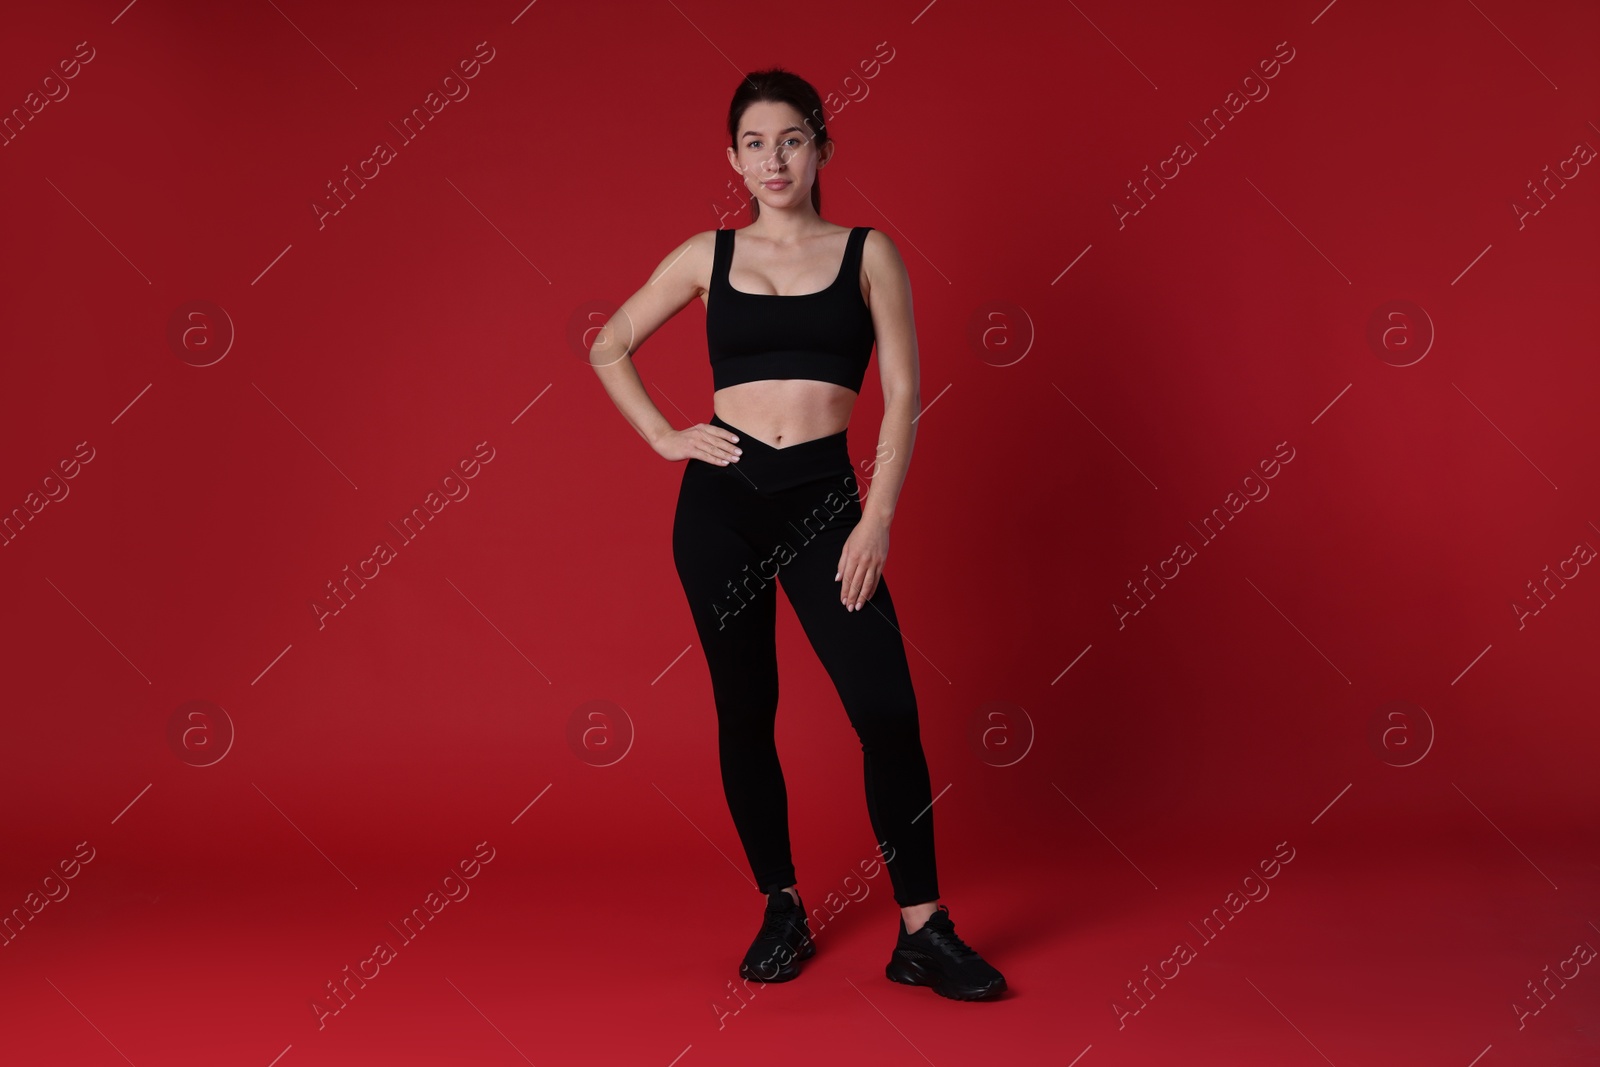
858,226,900,263
636,230,722,298
656,228,722,257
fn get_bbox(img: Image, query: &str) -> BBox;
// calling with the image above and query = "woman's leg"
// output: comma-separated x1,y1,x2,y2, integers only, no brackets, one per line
767,466,941,909
672,458,797,896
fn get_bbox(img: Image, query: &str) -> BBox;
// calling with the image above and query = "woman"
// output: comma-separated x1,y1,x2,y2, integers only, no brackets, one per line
589,68,1005,1002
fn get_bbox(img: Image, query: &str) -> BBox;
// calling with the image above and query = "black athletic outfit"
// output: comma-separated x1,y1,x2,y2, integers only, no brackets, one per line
671,225,940,908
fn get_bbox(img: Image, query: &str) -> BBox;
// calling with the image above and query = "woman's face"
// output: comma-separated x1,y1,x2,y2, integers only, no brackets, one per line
728,99,832,209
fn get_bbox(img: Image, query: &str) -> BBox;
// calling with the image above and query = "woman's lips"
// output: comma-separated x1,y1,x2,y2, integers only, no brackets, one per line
762,180,789,189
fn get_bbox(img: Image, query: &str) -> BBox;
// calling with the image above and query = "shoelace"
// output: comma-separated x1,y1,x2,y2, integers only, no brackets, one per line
919,917,980,960
761,907,799,940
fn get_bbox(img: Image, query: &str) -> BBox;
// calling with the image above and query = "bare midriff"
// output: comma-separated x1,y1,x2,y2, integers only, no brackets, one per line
712,380,857,449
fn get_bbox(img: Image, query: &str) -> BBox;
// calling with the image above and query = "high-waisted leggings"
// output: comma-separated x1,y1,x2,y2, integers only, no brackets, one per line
671,413,940,908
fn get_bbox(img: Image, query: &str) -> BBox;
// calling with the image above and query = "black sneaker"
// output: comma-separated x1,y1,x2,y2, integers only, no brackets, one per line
885,904,1006,1000
739,889,816,983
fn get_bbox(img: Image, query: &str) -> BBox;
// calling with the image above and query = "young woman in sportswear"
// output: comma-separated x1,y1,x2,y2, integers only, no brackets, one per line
589,68,1005,1002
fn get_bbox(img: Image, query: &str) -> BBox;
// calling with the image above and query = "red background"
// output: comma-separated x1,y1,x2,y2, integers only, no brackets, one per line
2,1,1595,1064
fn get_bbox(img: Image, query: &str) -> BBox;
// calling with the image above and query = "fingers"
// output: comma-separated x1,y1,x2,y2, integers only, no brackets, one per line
698,424,741,465
847,569,878,611
835,556,879,611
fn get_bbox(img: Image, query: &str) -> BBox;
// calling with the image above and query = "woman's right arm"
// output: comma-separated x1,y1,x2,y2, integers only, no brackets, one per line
589,231,742,466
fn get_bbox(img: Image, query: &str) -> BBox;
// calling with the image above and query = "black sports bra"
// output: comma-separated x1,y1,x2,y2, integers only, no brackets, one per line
706,226,876,394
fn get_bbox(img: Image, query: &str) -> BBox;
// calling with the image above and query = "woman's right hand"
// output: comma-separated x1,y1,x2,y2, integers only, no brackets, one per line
652,423,743,465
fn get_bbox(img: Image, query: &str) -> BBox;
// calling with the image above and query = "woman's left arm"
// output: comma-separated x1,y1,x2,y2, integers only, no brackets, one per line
837,230,920,612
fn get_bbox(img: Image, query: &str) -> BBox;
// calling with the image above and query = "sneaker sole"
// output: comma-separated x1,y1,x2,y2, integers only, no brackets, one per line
885,953,1006,1000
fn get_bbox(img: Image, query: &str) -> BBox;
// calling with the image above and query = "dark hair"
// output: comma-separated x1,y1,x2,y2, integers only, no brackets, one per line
726,69,828,221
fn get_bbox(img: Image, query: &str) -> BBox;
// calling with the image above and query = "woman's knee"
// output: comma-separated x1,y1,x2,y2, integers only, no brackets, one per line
847,693,923,750
711,673,779,724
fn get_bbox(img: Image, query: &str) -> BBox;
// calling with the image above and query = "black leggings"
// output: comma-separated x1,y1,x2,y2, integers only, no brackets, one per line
672,414,940,908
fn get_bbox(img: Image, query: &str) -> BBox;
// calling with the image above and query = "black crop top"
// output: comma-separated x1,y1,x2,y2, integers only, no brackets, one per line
706,226,876,393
